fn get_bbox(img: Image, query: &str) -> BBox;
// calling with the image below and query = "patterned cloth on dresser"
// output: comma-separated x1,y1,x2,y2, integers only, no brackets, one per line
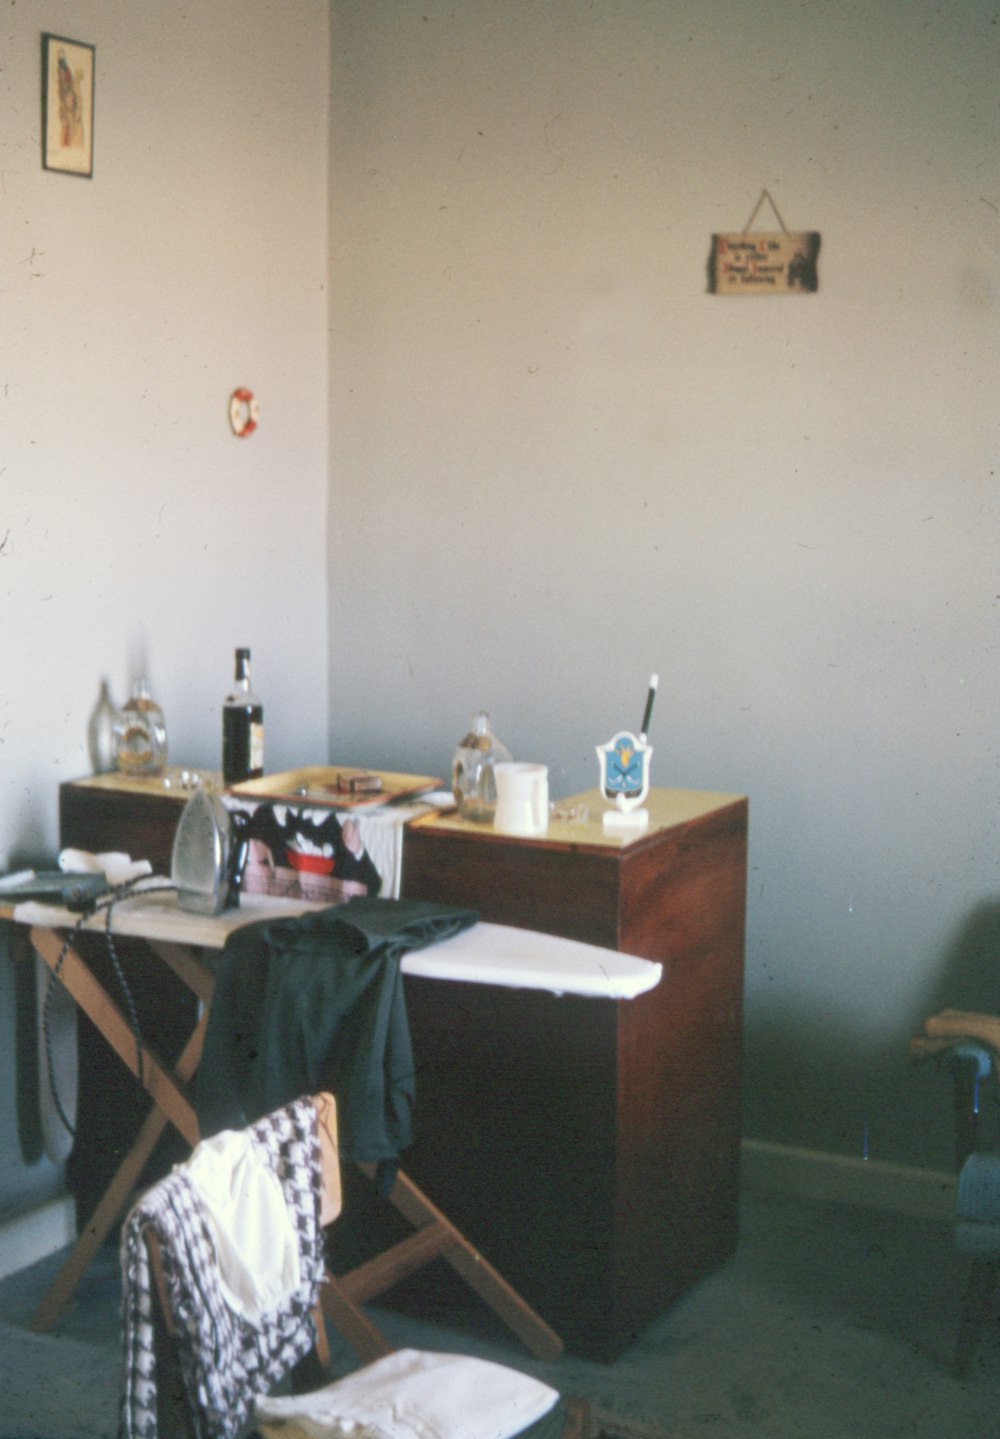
120,1095,325,1439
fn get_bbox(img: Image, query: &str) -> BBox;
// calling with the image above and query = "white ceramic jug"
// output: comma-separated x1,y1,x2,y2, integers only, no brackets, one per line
493,762,549,837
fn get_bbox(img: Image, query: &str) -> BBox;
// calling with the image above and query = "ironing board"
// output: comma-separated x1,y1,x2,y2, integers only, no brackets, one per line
4,889,660,1351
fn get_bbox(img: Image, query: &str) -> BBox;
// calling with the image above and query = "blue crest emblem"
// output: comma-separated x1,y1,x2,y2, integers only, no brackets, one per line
596,730,651,814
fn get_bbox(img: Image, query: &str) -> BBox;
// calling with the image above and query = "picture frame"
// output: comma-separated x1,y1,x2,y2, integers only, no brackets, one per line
42,33,95,178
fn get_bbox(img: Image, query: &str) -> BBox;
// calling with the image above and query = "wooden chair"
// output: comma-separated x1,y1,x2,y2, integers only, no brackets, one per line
912,1009,1000,1376
134,1093,588,1439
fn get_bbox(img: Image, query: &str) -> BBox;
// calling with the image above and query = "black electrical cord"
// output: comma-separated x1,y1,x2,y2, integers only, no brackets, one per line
41,875,178,1137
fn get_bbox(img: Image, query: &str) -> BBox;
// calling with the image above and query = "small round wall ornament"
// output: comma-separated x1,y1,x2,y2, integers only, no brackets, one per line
229,388,259,437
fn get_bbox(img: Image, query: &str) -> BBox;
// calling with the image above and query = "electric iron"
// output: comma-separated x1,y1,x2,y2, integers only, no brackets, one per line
171,787,249,915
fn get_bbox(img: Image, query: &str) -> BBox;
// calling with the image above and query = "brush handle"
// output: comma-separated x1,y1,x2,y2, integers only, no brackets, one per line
639,673,659,742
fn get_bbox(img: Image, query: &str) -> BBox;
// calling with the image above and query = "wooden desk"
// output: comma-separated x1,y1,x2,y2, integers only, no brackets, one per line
400,788,748,1360
56,776,748,1361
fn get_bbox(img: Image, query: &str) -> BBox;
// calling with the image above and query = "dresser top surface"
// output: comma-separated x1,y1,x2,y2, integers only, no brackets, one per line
62,768,223,798
411,786,746,852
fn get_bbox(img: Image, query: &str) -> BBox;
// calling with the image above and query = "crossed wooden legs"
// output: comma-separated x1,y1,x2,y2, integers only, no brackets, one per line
26,921,563,1364
29,926,206,1332
322,1163,562,1363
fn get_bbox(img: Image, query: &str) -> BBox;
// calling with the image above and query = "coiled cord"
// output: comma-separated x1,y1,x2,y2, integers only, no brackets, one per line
41,876,178,1137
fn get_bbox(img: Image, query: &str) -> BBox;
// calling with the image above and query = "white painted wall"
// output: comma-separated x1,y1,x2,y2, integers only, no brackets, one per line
0,1,329,1214
328,0,1000,1170
0,0,995,1226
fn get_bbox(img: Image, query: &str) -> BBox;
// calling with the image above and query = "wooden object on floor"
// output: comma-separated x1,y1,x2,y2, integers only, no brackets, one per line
400,787,748,1362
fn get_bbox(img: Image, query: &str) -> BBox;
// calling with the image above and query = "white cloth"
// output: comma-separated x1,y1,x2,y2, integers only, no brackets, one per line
180,1129,301,1323
58,848,153,885
254,1347,560,1439
354,802,434,898
222,798,433,900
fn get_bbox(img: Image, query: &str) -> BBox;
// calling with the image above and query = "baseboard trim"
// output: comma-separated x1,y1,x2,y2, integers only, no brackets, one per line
741,1138,956,1222
0,1196,76,1282
0,1146,955,1282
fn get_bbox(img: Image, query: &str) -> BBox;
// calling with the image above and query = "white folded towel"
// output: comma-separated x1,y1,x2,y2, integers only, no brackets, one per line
254,1347,561,1439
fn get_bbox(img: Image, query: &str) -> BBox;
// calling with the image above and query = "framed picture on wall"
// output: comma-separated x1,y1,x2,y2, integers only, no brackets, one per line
41,34,95,177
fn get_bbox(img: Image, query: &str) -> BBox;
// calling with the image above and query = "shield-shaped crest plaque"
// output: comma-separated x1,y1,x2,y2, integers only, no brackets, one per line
596,730,652,815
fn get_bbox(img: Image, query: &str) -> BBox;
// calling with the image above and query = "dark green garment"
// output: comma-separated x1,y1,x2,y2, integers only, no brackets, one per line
196,897,478,1176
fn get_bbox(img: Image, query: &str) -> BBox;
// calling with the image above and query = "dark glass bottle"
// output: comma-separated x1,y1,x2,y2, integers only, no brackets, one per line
222,647,264,785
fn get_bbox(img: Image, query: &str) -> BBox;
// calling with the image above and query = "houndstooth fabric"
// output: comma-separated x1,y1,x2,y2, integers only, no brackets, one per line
120,1095,325,1439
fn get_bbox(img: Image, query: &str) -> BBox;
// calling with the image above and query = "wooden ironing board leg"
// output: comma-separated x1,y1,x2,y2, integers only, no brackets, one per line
336,1160,564,1363
30,987,207,1332
23,919,564,1367
29,926,202,1145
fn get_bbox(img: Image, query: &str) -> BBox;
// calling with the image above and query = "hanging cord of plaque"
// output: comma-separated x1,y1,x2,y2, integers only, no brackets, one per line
708,188,820,295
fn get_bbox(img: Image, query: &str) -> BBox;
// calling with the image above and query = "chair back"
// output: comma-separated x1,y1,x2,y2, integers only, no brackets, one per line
129,1091,584,1439
130,1093,340,1439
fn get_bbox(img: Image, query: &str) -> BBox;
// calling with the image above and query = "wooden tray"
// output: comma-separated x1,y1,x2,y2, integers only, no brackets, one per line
227,766,443,811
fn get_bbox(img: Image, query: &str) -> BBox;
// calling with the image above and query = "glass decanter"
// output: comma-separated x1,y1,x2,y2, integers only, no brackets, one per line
452,710,512,823
112,678,168,775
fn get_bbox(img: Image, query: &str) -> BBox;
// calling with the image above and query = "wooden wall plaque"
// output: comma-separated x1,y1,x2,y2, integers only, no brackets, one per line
708,190,820,295
709,229,820,294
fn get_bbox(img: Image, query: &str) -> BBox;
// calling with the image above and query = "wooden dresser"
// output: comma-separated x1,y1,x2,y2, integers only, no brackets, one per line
399,788,748,1359
59,771,219,875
